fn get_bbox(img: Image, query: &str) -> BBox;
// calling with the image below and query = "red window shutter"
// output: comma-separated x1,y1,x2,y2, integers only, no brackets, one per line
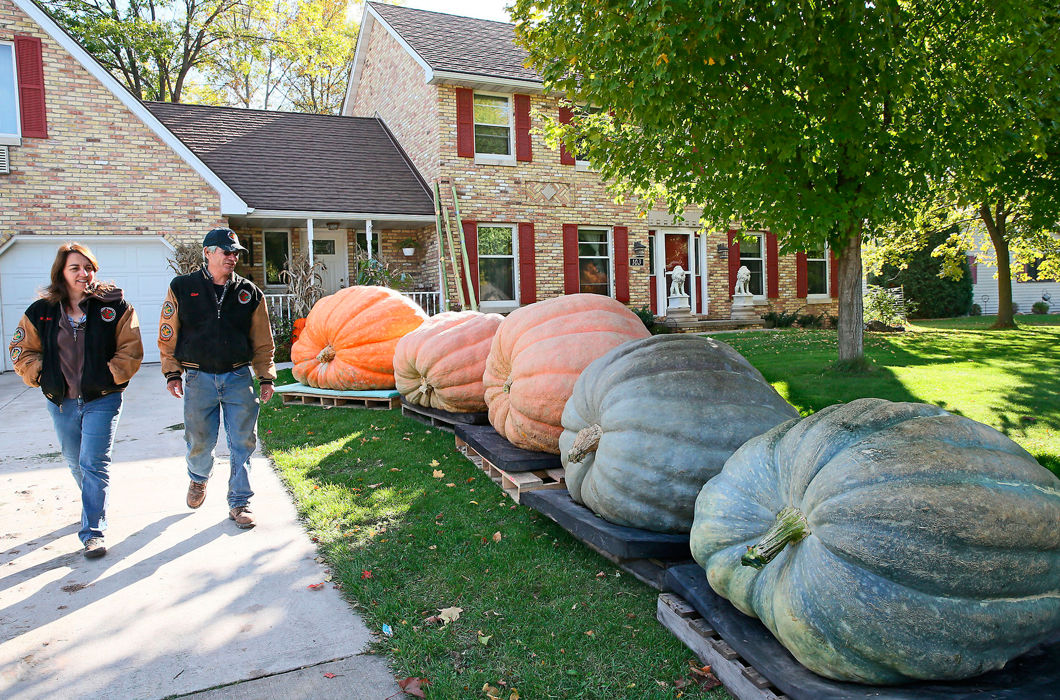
829,249,839,297
563,224,580,294
558,107,575,165
462,220,478,306
14,35,48,138
766,232,780,298
795,252,808,298
968,255,977,284
727,230,741,297
456,87,474,158
518,222,536,304
613,226,629,302
514,94,532,162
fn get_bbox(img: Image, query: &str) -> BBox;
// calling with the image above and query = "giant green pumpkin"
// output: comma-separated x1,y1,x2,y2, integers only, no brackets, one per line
690,398,1060,684
560,335,798,533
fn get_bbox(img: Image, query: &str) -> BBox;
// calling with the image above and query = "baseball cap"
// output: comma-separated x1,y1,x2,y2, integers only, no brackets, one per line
203,227,247,252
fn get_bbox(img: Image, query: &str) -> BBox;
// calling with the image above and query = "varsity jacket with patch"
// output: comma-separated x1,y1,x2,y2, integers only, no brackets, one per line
9,290,143,406
158,268,276,383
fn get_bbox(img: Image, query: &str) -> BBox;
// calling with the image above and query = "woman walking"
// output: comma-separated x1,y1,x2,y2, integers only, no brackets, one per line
8,242,143,558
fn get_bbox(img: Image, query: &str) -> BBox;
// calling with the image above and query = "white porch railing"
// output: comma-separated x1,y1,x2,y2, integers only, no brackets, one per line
265,291,444,325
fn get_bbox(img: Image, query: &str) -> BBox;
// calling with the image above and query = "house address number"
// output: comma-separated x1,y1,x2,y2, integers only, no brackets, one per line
628,257,645,267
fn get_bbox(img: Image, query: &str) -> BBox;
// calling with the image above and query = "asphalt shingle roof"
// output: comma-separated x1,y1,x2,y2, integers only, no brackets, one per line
145,102,435,215
369,2,542,84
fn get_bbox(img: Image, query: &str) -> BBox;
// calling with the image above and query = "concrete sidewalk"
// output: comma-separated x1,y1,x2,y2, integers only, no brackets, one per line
0,367,399,699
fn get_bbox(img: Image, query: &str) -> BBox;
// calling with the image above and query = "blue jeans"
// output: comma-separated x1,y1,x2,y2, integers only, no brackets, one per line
184,367,259,508
47,392,123,544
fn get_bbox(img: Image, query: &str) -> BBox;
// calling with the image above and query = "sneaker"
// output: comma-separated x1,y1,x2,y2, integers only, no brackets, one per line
84,537,106,559
187,480,207,509
229,505,256,529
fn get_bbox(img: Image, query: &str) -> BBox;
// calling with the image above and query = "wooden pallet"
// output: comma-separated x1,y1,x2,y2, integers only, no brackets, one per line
281,391,399,410
456,435,565,503
657,593,788,700
401,401,488,433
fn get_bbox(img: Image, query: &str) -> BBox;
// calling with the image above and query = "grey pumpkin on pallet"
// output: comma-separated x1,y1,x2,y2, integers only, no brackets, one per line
559,334,799,533
690,397,1060,685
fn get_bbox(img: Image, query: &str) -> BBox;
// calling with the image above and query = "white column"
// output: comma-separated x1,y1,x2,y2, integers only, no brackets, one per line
366,219,374,258
307,218,315,266
653,233,666,315
687,231,697,313
698,232,709,315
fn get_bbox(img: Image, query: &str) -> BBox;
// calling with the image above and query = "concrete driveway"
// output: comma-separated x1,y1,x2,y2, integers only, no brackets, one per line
0,366,399,699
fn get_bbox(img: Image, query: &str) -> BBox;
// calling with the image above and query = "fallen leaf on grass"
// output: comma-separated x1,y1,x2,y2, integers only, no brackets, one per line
478,631,492,645
368,483,383,488
361,570,373,579
491,531,502,543
429,459,440,467
398,676,429,697
438,606,462,624
433,470,445,478
307,583,325,590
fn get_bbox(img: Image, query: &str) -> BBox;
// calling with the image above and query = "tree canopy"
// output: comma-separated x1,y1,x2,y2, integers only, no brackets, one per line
513,0,1060,360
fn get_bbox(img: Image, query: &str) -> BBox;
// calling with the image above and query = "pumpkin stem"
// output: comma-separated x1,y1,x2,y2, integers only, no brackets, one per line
741,506,810,569
317,345,336,364
420,379,433,397
568,424,603,463
503,377,513,394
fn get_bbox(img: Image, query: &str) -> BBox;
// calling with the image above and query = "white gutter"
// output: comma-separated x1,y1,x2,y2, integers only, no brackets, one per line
247,210,435,224
429,70,544,94
12,0,250,216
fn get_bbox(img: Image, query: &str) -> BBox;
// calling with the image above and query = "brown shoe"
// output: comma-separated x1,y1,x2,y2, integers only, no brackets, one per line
229,505,256,529
187,480,207,509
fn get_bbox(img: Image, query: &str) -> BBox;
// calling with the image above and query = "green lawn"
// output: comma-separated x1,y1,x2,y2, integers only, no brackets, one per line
257,315,1057,698
259,376,726,699
713,315,1060,476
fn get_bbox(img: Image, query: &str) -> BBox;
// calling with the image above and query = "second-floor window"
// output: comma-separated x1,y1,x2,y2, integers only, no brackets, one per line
806,244,829,296
478,224,517,305
0,43,19,143
574,105,602,166
474,93,511,157
740,233,766,296
579,227,612,296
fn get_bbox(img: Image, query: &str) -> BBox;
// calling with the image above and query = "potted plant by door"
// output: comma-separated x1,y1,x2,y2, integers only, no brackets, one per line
399,237,418,257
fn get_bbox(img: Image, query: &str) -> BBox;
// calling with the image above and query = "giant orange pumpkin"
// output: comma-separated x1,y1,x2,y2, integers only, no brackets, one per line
393,311,503,413
292,285,427,390
483,294,650,453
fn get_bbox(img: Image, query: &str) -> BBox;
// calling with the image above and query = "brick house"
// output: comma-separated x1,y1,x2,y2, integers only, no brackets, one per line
344,2,840,322
0,0,435,372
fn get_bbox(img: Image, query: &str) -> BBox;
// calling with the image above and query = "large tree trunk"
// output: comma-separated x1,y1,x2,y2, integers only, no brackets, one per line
837,227,865,364
979,202,1016,329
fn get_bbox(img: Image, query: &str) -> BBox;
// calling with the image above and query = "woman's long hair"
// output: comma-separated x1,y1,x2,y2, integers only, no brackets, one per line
40,242,115,306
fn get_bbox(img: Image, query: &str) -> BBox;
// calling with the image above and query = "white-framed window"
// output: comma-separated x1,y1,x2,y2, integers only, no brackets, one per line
0,42,20,145
574,105,602,171
579,227,612,296
263,230,291,286
477,223,518,309
806,244,830,297
474,92,513,162
739,233,766,297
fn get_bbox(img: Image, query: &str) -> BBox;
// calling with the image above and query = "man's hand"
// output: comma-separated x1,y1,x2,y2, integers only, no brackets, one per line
260,383,274,403
167,378,184,398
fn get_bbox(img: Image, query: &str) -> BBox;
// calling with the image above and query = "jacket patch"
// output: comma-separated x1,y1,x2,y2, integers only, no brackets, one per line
191,292,200,297
238,290,252,304
9,347,21,361
162,301,175,319
160,324,174,341
11,327,24,343
101,307,117,322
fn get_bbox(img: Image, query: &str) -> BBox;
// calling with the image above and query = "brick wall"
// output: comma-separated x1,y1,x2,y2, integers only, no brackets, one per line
0,0,225,251
347,17,839,320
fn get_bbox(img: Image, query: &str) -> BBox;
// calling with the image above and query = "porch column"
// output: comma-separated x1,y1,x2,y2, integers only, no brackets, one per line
653,234,666,315
307,218,315,266
366,219,374,258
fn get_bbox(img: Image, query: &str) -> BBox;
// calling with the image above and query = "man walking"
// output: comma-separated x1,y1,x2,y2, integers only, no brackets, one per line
159,228,276,528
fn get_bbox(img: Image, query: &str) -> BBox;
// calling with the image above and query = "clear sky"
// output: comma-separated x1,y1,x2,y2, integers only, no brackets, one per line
399,0,513,23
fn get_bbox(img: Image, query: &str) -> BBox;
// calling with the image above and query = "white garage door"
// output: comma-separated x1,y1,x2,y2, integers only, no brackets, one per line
1,236,173,373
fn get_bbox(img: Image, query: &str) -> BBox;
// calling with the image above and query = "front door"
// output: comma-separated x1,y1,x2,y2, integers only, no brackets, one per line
311,231,347,294
652,231,704,315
